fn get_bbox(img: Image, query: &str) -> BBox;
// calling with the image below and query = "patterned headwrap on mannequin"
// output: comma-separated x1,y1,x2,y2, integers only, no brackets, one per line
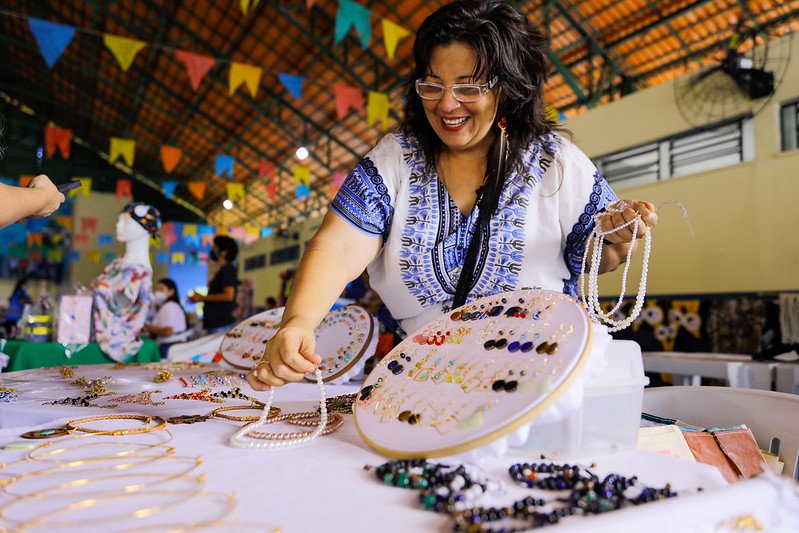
122,202,160,235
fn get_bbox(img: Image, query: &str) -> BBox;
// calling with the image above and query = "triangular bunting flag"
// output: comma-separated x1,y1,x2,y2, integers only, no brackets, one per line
294,166,311,186
98,234,114,248
27,18,75,69
183,224,198,237
75,177,92,198
160,146,182,173
116,179,132,200
227,182,245,201
277,73,305,100
172,252,185,265
103,34,146,72
229,62,261,97
44,126,72,158
333,84,365,120
109,137,135,166
73,234,89,246
367,91,390,130
215,155,235,179
258,160,275,180
85,251,101,264
188,181,207,200
162,181,178,199
295,183,311,201
27,233,43,247
265,183,277,202
381,19,410,59
156,253,169,265
174,50,215,91
81,217,98,233
335,0,372,49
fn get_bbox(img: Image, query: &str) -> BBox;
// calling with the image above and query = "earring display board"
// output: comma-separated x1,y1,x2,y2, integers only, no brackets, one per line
220,306,377,384
354,289,593,459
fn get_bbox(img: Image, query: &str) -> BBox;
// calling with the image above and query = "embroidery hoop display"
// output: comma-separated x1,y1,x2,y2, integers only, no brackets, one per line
354,289,593,459
220,306,377,384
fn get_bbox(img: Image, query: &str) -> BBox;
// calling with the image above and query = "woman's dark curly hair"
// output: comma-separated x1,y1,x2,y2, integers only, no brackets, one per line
401,0,553,180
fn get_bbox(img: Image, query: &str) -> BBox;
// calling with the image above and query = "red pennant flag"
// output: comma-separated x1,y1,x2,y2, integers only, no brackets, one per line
44,126,72,158
333,84,365,120
306,0,317,8
80,217,98,233
174,50,215,91
188,181,206,201
73,234,89,246
160,146,182,173
161,222,175,236
258,160,275,181
116,179,132,200
265,183,277,202
28,233,44,247
164,233,178,247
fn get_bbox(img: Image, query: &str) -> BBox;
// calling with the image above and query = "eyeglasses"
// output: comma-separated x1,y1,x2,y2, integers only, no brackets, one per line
415,77,498,102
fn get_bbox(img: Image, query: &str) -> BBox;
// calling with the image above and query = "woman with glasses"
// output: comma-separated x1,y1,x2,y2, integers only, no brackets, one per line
249,0,657,389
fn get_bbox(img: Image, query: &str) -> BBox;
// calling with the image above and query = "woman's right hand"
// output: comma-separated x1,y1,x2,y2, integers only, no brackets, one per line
28,175,66,218
247,318,321,390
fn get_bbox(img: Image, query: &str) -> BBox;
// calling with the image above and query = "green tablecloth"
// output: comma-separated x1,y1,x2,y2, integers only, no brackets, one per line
1,339,160,372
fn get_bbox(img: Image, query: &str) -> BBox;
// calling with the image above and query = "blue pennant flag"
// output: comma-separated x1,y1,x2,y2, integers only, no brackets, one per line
277,73,305,100
103,251,116,263
335,0,371,49
162,180,178,199
156,252,169,265
183,234,200,248
295,183,311,201
28,18,76,68
199,224,215,235
215,155,235,179
260,226,273,238
98,234,114,248
67,250,80,262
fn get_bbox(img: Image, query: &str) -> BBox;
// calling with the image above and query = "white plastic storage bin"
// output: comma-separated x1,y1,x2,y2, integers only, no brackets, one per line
523,340,649,458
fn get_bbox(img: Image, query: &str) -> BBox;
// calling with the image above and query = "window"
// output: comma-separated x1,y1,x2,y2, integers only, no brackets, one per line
270,245,300,265
594,117,753,186
781,100,799,152
243,254,266,271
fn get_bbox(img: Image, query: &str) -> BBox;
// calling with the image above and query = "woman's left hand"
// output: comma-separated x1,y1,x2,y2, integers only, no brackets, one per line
188,292,204,303
598,199,658,245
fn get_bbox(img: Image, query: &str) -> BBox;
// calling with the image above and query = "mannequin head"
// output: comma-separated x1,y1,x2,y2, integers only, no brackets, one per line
115,213,149,242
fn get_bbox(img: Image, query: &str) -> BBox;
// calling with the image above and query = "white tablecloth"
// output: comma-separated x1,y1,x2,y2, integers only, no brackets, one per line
2,364,798,532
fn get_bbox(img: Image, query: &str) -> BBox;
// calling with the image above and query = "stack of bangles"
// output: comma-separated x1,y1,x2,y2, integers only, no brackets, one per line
21,414,167,439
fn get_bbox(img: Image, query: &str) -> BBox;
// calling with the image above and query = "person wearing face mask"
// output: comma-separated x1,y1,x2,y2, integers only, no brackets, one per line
189,235,239,334
145,278,189,359
249,0,659,391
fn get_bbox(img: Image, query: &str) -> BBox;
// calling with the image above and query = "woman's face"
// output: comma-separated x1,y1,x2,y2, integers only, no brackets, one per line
156,282,173,298
421,42,499,157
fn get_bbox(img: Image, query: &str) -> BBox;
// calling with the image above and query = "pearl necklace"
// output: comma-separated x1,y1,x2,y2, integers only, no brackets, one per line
229,369,328,449
580,213,651,332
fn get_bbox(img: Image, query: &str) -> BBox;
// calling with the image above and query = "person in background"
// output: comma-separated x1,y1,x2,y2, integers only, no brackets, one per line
265,296,279,310
4,277,32,337
189,235,239,334
144,278,188,359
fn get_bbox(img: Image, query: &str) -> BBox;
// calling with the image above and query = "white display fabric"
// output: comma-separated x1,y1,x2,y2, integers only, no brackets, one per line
330,132,618,337
150,301,189,343
1,374,797,532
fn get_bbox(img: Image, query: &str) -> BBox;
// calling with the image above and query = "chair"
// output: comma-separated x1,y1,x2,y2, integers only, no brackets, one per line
643,386,799,480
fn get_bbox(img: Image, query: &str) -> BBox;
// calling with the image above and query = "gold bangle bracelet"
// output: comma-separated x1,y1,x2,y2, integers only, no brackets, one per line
28,430,174,462
113,492,239,533
64,414,167,435
211,405,281,422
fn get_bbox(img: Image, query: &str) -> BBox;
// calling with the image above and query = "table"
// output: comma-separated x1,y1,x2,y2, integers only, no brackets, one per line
643,351,775,388
1,339,160,372
1,364,798,531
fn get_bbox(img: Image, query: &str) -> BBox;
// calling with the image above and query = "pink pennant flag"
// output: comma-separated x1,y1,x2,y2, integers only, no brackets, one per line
80,217,98,233
174,50,215,91
73,234,89,246
161,221,175,237
333,84,365,120
265,183,277,202
165,233,178,247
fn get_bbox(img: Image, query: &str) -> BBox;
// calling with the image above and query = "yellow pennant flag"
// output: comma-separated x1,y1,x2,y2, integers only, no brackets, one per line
382,19,410,60
240,0,261,15
229,62,262,97
56,215,73,232
171,252,185,265
216,225,229,236
103,34,146,72
227,182,245,201
293,165,311,186
367,91,390,130
109,137,135,166
69,177,93,198
183,224,198,236
85,251,101,264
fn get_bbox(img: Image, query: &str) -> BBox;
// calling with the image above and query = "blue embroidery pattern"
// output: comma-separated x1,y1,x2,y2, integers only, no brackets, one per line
397,133,562,308
329,157,393,238
562,171,618,298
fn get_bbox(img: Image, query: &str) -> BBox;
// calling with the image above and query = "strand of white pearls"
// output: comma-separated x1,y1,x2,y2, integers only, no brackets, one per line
580,212,652,332
229,369,328,449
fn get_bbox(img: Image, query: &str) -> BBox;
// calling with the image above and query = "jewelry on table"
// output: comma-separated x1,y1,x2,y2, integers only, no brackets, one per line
42,392,117,409
230,369,329,449
65,414,167,435
113,390,166,406
245,411,343,440
59,366,75,378
321,393,357,414
163,388,224,403
154,370,173,383
209,387,265,405
211,405,280,422
25,433,174,462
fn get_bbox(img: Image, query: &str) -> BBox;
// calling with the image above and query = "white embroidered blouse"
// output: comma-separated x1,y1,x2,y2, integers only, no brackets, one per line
330,132,617,336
